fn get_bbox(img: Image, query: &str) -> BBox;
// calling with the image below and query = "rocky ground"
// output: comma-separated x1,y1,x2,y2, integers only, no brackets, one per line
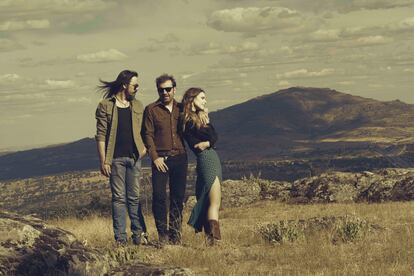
215,168,414,207
0,211,194,275
1,168,413,275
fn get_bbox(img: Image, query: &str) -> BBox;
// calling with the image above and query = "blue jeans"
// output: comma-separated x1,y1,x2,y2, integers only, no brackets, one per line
110,157,145,242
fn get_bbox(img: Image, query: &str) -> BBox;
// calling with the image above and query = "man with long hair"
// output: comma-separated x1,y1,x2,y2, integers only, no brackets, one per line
141,74,188,245
95,70,147,245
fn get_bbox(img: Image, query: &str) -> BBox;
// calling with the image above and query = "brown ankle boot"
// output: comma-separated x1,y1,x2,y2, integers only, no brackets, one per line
204,220,214,245
209,220,221,242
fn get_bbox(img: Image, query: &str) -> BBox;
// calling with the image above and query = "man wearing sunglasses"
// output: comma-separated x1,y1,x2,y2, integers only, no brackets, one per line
95,70,148,246
141,74,188,245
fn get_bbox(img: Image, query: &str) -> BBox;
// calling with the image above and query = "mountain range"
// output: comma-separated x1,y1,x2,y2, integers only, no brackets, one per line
1,87,413,180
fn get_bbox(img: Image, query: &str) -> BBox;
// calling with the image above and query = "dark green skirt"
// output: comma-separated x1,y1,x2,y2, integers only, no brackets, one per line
188,148,222,232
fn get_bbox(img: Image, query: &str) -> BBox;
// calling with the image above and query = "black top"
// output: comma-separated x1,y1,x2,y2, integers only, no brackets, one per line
113,106,139,159
183,121,218,155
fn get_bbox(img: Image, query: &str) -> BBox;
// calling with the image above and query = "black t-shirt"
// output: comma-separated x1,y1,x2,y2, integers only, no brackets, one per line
113,106,139,159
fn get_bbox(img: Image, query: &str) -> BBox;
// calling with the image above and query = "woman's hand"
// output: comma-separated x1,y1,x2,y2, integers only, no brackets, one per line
194,141,210,151
199,110,210,125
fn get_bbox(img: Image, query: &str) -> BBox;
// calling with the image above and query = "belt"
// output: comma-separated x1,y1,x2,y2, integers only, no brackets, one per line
157,150,184,158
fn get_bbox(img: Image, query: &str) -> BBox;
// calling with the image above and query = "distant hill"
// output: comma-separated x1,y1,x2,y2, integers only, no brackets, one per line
210,87,414,159
0,138,98,180
1,87,413,181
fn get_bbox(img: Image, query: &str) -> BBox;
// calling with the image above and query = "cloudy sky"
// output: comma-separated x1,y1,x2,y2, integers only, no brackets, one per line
1,0,414,150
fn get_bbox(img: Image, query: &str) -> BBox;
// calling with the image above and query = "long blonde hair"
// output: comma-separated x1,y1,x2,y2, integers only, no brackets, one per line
181,87,205,131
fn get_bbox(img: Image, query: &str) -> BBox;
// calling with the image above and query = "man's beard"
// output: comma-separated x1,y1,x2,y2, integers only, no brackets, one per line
126,93,135,101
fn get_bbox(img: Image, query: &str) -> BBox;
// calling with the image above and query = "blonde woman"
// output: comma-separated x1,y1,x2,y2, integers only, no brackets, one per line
181,87,222,245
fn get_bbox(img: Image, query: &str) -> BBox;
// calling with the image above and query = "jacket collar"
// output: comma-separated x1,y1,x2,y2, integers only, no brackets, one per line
109,95,140,111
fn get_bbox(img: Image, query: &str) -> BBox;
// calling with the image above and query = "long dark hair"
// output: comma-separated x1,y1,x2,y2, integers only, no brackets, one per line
182,87,205,131
97,70,138,99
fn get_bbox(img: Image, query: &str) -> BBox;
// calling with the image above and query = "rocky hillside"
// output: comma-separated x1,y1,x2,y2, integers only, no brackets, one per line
1,87,414,180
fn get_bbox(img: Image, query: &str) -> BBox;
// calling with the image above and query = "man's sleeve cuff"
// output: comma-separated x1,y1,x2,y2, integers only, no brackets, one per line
150,151,159,161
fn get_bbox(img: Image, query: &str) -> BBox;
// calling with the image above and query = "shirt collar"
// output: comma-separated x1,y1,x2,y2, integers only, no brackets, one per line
155,99,179,108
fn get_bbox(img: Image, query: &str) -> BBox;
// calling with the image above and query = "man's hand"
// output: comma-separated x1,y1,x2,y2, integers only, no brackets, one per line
100,162,111,177
153,157,169,173
194,141,210,151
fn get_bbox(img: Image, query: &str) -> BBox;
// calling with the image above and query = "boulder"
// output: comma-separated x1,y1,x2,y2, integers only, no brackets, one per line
221,179,261,207
291,172,360,203
0,210,110,275
360,168,414,202
256,179,292,201
0,211,195,276
291,169,414,203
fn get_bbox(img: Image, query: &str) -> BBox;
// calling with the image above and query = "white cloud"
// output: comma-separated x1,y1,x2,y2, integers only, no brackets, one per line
207,7,307,33
181,72,200,80
278,0,414,13
0,19,50,31
0,0,116,33
189,41,258,55
0,38,23,52
0,74,20,83
387,17,414,33
211,79,233,87
306,30,393,47
276,68,335,79
76,49,127,63
354,35,392,46
278,80,291,87
307,29,341,42
337,81,355,85
2,93,47,101
67,97,91,103
347,0,414,11
0,0,115,14
45,79,75,89
368,83,383,88
150,33,180,44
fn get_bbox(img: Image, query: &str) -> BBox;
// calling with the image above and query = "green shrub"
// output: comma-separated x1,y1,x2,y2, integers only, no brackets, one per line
258,220,304,244
334,215,369,243
259,215,378,245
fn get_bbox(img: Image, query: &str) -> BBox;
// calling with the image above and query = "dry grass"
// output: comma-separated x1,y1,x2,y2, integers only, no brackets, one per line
50,201,414,275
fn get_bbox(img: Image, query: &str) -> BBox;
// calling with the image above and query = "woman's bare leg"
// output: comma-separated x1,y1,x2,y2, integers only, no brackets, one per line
207,177,221,220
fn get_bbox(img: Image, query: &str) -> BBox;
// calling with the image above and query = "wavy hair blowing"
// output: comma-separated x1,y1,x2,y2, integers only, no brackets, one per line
181,87,205,131
97,70,138,99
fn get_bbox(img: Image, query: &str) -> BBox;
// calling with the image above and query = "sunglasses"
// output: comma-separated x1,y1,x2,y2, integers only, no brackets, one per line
158,86,174,93
130,84,139,89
